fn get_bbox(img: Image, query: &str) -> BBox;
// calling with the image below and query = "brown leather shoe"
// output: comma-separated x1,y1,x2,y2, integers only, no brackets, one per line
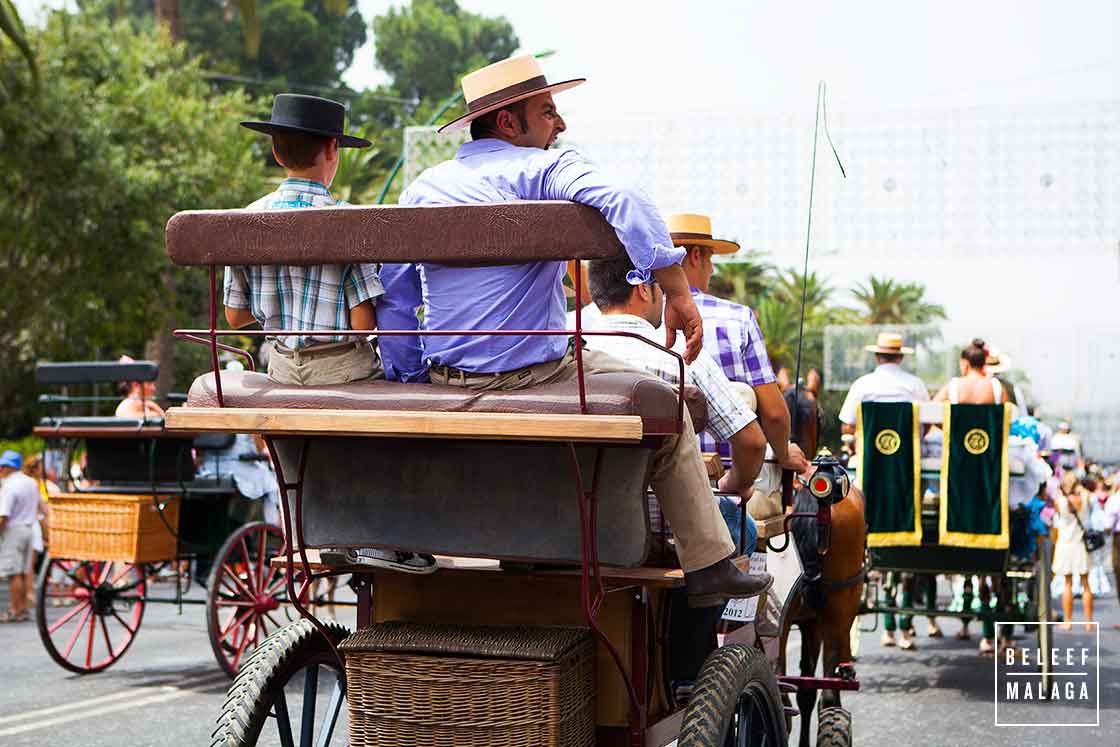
684,557,774,608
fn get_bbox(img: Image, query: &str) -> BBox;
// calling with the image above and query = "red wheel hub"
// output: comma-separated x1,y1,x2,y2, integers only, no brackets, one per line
253,594,280,614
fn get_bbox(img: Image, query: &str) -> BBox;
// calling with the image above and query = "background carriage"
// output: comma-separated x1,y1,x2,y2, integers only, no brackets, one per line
854,400,1053,685
32,360,330,676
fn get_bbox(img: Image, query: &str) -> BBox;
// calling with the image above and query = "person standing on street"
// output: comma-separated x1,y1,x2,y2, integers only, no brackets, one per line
0,451,44,623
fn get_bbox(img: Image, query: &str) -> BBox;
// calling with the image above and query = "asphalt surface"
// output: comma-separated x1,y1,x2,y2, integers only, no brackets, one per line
0,572,1117,746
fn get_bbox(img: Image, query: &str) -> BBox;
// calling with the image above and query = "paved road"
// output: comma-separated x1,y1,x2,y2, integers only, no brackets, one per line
1,574,1116,746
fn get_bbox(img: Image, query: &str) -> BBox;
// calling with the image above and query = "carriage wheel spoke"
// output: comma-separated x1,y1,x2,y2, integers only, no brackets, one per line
219,607,256,642
109,564,136,586
255,528,271,594
62,605,93,659
300,664,319,747
110,608,139,637
84,608,97,668
316,675,345,747
219,563,255,600
48,599,91,634
240,538,259,592
99,615,115,655
274,688,295,747
229,622,253,672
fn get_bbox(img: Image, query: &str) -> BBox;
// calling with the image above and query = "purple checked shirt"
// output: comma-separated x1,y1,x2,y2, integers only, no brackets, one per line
376,138,685,379
692,289,776,454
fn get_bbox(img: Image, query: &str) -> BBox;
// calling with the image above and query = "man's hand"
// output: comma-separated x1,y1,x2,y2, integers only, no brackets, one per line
653,264,703,363
781,441,812,475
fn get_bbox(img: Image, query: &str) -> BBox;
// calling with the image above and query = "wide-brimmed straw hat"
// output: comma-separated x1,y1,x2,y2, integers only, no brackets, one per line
666,213,740,255
865,332,914,355
242,94,371,148
985,348,1010,373
438,55,585,133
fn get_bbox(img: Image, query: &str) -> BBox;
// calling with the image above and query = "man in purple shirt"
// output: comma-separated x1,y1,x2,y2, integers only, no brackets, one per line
665,213,810,475
376,55,771,606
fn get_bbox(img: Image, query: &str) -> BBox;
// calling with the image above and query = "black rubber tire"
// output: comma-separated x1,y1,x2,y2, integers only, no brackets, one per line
211,618,349,747
816,707,852,747
678,644,788,747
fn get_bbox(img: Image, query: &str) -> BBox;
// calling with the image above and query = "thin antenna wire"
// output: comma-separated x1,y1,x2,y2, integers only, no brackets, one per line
791,82,845,447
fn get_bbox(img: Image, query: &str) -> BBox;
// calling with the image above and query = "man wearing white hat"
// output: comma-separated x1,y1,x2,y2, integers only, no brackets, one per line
376,55,772,605
668,213,810,478
837,333,930,433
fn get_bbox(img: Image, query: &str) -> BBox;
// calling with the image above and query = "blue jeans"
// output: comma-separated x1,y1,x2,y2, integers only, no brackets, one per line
718,496,758,555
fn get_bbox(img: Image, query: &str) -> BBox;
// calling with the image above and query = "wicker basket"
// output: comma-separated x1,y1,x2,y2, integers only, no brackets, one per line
340,622,596,747
48,493,179,563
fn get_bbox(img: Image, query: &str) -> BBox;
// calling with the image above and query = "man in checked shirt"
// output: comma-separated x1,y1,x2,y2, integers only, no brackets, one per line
666,213,811,477
585,256,767,554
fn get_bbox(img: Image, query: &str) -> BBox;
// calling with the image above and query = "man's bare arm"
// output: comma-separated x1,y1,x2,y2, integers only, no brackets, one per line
718,421,767,496
653,264,703,364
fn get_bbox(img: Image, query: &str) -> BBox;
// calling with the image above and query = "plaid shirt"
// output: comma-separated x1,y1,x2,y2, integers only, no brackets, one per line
586,314,756,442
692,289,776,455
224,179,384,349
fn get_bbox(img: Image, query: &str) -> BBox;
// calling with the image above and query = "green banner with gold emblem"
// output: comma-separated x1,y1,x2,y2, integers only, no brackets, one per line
938,403,1011,549
857,402,922,546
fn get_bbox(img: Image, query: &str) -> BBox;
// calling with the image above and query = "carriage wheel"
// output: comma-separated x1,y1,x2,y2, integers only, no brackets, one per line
36,558,146,674
816,706,852,747
206,521,290,676
678,644,788,747
211,618,349,747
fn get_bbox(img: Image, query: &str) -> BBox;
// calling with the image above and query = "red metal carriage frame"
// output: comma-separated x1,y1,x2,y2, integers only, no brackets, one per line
176,259,857,745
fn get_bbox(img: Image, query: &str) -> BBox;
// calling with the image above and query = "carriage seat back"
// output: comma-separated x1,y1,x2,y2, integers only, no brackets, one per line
182,370,707,567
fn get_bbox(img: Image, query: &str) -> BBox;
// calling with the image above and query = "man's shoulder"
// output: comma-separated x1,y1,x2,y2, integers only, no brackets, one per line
694,291,751,319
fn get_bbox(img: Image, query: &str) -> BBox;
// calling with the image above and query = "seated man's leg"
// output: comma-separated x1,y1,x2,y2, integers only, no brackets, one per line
719,496,758,555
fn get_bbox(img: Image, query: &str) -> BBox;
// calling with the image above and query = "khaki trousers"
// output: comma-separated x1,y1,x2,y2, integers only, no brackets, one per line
268,340,382,386
430,345,735,572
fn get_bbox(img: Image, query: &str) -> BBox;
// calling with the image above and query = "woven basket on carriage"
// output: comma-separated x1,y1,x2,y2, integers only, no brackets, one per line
47,493,179,563
339,621,596,747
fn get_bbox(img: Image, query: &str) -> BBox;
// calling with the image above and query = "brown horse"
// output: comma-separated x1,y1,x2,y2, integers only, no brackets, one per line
779,389,867,747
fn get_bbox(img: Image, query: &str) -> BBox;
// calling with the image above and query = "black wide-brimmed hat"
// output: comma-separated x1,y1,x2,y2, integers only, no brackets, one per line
241,94,371,148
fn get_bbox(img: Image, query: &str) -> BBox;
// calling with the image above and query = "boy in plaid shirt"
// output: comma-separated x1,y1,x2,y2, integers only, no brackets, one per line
227,94,384,386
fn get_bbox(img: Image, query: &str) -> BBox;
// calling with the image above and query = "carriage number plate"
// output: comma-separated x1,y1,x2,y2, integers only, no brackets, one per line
721,552,767,622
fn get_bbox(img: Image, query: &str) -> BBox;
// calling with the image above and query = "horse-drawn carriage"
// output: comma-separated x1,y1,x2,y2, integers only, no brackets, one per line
855,400,1053,683
32,361,327,676
157,201,861,746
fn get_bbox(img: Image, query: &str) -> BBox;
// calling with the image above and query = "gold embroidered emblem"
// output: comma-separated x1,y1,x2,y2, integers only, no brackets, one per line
875,429,901,455
964,428,990,455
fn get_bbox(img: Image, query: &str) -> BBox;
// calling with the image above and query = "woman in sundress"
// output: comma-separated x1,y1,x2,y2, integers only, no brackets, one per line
1053,471,1093,630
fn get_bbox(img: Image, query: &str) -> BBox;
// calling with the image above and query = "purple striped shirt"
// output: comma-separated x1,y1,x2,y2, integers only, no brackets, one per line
692,289,775,454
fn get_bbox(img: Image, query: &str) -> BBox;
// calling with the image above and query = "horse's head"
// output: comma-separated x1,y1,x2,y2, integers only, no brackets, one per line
784,387,822,456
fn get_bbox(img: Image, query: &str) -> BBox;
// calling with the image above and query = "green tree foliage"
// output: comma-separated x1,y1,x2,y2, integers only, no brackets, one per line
850,274,947,324
117,0,366,91
373,0,518,105
0,0,38,93
0,8,268,434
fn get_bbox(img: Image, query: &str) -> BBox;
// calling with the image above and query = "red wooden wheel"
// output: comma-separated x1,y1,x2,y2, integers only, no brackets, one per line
36,558,146,674
206,521,291,676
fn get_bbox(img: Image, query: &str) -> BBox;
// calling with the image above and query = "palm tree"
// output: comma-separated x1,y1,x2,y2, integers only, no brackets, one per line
851,275,946,324
0,0,39,90
708,254,775,307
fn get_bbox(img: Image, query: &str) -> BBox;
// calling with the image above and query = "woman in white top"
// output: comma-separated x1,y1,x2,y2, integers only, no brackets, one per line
1053,471,1093,630
934,338,1004,405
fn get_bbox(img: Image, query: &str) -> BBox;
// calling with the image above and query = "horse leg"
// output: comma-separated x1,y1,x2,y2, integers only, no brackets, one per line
796,619,821,747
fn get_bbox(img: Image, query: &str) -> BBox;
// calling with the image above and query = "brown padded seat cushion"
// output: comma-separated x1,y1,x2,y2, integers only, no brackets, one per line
186,370,709,436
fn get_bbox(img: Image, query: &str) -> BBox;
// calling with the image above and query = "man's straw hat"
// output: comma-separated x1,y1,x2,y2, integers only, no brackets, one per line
438,55,585,133
865,332,914,355
665,213,740,255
